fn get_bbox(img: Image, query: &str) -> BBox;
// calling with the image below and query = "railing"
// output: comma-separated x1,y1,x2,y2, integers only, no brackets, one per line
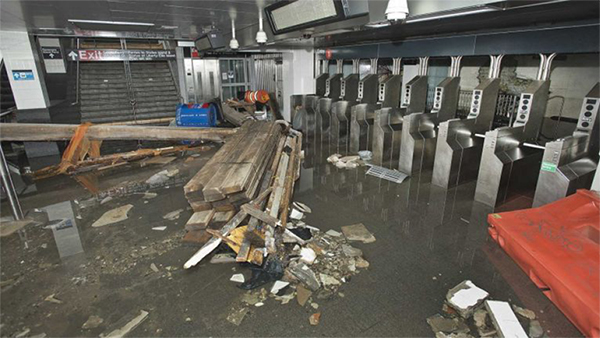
120,39,138,123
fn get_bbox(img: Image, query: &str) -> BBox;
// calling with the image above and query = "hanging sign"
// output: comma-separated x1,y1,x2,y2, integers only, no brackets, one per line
41,46,63,60
67,49,176,62
12,70,35,81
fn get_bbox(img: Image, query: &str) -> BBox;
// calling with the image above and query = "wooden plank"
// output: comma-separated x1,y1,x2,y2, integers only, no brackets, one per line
202,122,264,201
190,200,212,212
0,123,237,142
185,209,216,231
279,134,301,226
241,204,279,227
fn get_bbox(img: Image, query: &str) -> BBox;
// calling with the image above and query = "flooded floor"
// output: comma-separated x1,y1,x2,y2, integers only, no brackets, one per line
0,142,583,337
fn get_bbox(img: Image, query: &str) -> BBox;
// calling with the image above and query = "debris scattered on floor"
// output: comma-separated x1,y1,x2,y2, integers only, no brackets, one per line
151,226,167,231
270,280,289,294
341,223,376,243
143,192,158,199
326,154,364,169
365,164,408,183
150,263,159,273
296,285,312,306
230,273,245,283
162,209,184,221
226,307,249,326
309,312,321,326
0,218,39,237
44,293,63,304
91,204,133,228
82,315,104,329
102,309,149,338
446,280,489,318
293,201,311,213
210,253,237,264
146,169,179,186
427,281,541,338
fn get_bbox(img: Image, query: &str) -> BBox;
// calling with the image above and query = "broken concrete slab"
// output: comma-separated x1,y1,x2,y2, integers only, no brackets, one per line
319,273,341,287
288,263,320,291
355,256,370,269
82,315,104,329
341,244,363,257
485,300,527,338
511,304,536,320
325,229,342,237
230,274,245,283
446,280,489,318
341,223,376,243
300,248,316,265
270,281,289,295
296,285,312,307
103,310,149,338
426,314,470,334
92,205,133,228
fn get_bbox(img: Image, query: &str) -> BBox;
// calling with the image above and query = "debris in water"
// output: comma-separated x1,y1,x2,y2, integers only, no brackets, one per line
485,300,527,338
92,205,133,228
319,273,341,287
296,285,312,306
341,223,376,243
299,247,316,265
103,310,149,338
152,226,167,231
100,196,113,205
293,201,311,213
270,281,289,295
511,304,536,320
150,263,159,273
226,308,248,326
426,314,470,334
44,294,63,304
366,164,408,183
311,302,319,310
82,315,104,329
163,209,184,221
290,208,304,220
528,320,544,338
325,229,342,237
309,313,321,326
143,192,158,199
254,302,264,307
145,169,178,185
230,274,245,283
446,280,489,318
210,253,237,264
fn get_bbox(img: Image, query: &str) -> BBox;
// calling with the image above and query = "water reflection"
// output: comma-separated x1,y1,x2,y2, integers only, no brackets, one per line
42,201,84,258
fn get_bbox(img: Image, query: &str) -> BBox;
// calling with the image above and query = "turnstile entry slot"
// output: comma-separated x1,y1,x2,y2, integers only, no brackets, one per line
325,59,344,100
432,55,504,189
532,82,600,207
474,54,556,207
372,108,404,168
340,59,360,102
399,56,462,175
331,100,356,155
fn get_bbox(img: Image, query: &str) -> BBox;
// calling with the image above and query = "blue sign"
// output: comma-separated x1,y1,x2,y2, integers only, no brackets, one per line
12,70,34,81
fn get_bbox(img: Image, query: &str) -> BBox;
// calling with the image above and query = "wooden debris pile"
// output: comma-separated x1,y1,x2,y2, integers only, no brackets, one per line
182,119,302,264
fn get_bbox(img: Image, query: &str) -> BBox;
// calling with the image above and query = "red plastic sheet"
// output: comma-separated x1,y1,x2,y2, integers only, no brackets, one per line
488,189,599,338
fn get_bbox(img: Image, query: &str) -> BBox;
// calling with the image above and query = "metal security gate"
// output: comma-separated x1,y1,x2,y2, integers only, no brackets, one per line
220,58,250,100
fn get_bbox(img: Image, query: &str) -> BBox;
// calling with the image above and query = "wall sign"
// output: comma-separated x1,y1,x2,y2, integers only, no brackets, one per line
12,70,35,81
41,47,62,60
68,49,177,62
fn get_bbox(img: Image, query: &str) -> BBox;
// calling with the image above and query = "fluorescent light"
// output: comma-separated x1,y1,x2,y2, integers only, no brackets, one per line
68,19,155,27
405,7,497,23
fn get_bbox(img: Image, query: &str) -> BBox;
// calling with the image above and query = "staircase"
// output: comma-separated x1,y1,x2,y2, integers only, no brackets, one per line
79,61,179,123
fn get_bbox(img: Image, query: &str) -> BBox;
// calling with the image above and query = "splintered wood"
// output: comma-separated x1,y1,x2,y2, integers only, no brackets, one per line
182,120,302,268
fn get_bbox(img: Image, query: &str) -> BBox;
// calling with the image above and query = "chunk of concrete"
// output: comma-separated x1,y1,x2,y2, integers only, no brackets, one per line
341,223,376,243
485,300,527,338
446,280,489,318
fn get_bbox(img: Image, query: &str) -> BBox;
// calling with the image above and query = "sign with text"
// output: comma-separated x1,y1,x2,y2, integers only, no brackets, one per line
68,49,177,62
41,46,63,60
12,70,35,81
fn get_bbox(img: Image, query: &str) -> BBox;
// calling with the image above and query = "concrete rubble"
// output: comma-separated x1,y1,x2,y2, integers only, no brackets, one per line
427,281,543,338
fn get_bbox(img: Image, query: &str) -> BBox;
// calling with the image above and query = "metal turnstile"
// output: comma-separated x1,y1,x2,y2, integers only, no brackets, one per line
401,57,429,114
350,59,380,153
399,56,462,174
474,54,556,207
315,60,330,97
372,57,429,168
331,60,360,154
432,55,504,189
532,83,600,207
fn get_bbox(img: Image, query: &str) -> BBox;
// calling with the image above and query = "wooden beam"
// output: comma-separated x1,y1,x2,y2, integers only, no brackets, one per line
0,123,237,142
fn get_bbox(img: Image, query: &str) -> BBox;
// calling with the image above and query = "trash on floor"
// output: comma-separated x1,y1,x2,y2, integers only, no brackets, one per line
82,315,104,330
326,153,365,169
446,280,489,318
365,164,408,183
162,209,184,221
102,309,149,338
341,223,376,243
91,204,133,228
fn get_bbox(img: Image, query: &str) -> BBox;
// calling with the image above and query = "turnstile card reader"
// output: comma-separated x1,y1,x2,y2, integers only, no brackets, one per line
532,83,600,207
401,57,429,114
350,104,378,153
316,73,329,97
358,59,380,104
325,74,343,100
341,73,360,102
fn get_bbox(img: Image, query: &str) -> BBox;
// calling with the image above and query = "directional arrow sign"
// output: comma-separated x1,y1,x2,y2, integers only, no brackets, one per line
68,51,78,60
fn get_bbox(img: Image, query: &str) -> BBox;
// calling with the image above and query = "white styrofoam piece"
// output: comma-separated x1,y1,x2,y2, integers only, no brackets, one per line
270,280,290,294
485,300,528,338
230,273,245,283
450,280,489,309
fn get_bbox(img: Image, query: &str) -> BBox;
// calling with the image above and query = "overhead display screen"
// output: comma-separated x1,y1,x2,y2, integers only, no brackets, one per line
266,0,344,34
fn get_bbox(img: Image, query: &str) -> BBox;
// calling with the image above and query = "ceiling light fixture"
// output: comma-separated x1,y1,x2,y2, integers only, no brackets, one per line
68,19,154,27
229,18,239,50
256,7,267,44
404,7,497,23
385,0,409,21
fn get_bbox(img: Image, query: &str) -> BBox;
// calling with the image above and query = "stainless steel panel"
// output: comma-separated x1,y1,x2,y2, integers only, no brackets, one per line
358,74,379,104
349,103,378,153
399,111,438,174
469,78,500,133
512,80,550,141
432,77,460,123
316,73,329,96
316,98,333,156
330,100,355,155
341,73,360,101
401,75,428,114
379,75,403,109
372,108,404,168
474,126,543,207
325,74,343,100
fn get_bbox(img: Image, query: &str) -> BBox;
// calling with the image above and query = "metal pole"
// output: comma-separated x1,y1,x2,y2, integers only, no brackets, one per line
0,146,24,220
